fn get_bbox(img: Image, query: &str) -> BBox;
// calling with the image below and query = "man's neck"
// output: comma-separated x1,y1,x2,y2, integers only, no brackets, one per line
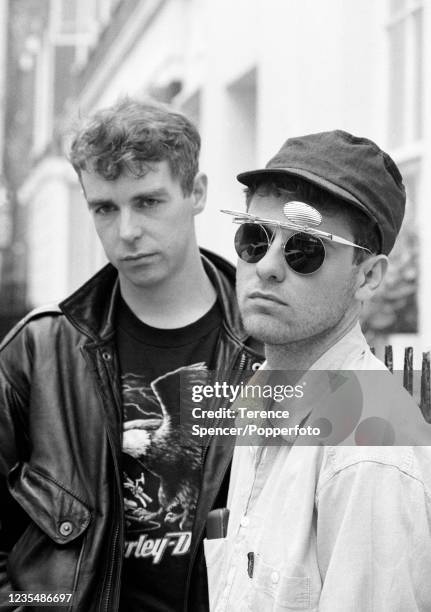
265,316,359,371
119,249,217,329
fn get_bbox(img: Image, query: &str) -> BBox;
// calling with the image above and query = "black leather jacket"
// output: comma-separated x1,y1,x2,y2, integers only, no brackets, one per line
0,250,263,611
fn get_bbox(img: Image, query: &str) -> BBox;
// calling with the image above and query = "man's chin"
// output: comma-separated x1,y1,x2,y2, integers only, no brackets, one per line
243,314,292,345
118,266,167,291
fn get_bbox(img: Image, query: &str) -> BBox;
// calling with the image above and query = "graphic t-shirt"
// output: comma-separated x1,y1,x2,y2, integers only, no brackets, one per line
117,297,222,612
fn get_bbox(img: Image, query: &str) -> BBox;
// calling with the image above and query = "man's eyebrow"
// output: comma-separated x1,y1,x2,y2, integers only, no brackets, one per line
130,188,169,201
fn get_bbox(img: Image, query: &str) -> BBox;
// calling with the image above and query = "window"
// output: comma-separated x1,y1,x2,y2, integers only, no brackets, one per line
50,0,98,40
49,0,102,68
57,1,79,35
387,0,424,148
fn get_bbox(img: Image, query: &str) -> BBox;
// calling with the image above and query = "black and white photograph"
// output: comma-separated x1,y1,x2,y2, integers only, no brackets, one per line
0,1,430,610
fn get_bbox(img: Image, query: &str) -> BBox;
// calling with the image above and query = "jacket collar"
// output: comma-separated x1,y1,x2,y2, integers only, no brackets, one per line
59,249,247,345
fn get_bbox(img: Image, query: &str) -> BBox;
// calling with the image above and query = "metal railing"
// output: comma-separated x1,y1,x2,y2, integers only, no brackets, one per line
378,346,431,423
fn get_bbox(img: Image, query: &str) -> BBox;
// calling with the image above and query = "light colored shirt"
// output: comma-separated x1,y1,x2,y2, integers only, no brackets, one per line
205,323,431,611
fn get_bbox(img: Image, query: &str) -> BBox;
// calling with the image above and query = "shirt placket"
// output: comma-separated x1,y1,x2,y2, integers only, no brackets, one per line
220,445,276,611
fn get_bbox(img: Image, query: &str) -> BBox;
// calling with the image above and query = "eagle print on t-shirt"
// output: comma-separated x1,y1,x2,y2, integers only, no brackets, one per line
121,363,207,564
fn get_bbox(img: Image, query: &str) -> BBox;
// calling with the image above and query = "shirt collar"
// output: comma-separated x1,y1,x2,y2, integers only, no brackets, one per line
310,322,369,370
259,322,369,372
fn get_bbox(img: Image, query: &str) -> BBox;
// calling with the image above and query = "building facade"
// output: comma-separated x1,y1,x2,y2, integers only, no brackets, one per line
13,0,430,365
0,0,51,337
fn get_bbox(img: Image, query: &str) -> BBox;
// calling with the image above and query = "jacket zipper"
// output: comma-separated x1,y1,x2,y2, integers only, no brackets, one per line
92,417,122,612
103,503,120,612
83,346,124,612
183,349,248,611
102,355,124,612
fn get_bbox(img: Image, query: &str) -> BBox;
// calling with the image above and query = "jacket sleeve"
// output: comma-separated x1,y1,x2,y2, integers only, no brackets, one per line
0,349,31,605
316,458,431,612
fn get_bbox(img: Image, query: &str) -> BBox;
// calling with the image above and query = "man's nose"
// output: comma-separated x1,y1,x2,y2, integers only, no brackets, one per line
119,209,143,242
255,233,287,283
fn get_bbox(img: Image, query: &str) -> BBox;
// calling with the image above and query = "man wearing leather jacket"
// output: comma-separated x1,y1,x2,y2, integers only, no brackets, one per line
0,98,262,611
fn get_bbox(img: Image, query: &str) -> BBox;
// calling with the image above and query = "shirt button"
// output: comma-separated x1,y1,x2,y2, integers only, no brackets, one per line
59,521,73,537
240,516,250,527
271,570,280,584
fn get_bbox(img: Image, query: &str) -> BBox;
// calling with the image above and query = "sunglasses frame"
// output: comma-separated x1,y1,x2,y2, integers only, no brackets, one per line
221,208,372,252
221,208,372,275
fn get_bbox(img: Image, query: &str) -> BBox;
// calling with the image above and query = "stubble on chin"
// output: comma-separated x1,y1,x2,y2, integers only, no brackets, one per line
242,312,293,346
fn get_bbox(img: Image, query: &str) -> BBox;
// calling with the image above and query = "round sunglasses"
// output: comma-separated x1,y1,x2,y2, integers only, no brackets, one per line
221,208,371,275
235,223,326,274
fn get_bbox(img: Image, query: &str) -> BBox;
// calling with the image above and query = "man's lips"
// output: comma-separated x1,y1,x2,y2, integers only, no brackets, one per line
121,253,157,261
247,291,287,306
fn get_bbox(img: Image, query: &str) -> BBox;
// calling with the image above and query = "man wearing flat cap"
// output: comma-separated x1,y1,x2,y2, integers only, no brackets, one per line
205,130,431,611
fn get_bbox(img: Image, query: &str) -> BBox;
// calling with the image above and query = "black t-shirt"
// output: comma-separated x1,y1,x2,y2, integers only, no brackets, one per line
117,297,222,612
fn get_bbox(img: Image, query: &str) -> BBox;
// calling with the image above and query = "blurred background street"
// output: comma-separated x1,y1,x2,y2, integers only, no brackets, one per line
0,0,428,367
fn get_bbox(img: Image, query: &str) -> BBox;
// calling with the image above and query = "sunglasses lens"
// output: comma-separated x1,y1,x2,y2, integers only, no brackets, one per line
235,223,271,263
284,232,325,274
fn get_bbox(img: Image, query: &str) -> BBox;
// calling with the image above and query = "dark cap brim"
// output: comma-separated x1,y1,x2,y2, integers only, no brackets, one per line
237,167,372,220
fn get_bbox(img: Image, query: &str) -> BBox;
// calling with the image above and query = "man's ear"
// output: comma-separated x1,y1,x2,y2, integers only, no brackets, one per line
190,172,208,216
355,254,388,302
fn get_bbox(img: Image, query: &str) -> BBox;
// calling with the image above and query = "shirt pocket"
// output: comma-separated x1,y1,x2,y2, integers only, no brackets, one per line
204,537,228,610
251,555,311,611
